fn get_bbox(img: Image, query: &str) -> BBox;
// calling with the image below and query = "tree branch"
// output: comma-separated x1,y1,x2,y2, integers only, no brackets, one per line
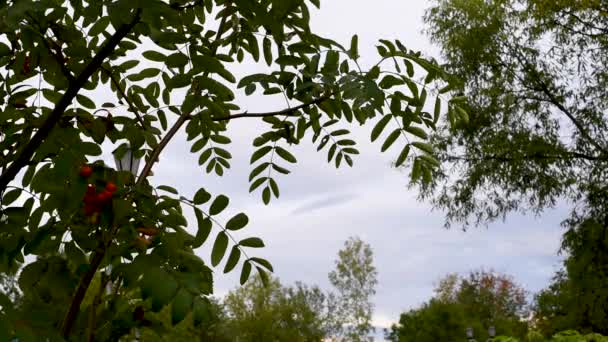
61,243,108,337
101,65,147,129
137,11,230,184
0,10,142,193
211,95,330,121
446,151,605,163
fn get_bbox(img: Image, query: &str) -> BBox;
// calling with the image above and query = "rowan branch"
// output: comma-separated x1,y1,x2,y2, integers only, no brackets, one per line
212,95,330,121
137,12,230,184
0,10,142,193
101,65,147,129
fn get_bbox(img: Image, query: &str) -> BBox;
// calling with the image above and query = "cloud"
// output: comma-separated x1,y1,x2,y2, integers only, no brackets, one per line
291,193,358,215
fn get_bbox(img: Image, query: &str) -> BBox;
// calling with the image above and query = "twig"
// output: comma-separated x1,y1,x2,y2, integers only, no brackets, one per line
211,95,330,121
101,66,147,129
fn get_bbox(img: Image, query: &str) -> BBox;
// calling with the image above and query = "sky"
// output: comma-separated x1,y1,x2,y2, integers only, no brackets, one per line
125,0,567,337
5,0,567,340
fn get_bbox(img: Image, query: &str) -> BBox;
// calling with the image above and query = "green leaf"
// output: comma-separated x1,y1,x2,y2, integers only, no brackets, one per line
240,260,252,285
171,288,193,325
88,17,110,36
239,237,265,248
381,129,401,152
223,246,241,273
250,146,273,164
262,186,271,205
263,37,272,66
405,126,428,139
249,162,270,181
395,145,411,167
412,141,433,154
269,178,279,198
143,50,166,62
2,188,21,205
192,297,210,325
349,34,359,59
166,52,189,68
209,194,229,215
193,208,212,248
274,146,297,163
249,177,268,192
141,268,178,312
379,75,404,89
433,96,441,123
226,213,248,231
250,257,274,272
157,185,178,194
257,266,269,287
193,188,211,205
211,231,228,267
76,94,96,109
371,115,392,142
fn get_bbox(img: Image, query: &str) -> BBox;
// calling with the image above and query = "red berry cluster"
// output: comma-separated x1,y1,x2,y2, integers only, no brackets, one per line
79,165,118,216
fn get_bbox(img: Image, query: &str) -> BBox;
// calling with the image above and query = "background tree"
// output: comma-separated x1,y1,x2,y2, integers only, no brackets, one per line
0,0,459,339
423,0,608,335
421,0,608,228
328,236,378,342
221,276,334,342
533,217,608,336
387,270,529,341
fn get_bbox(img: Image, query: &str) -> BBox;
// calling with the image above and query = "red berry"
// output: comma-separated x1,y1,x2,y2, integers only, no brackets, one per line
105,182,117,193
98,190,113,203
86,183,96,194
84,204,96,216
79,165,93,178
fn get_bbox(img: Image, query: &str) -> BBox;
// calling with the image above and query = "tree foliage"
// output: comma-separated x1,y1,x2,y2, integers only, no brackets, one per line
221,276,337,342
533,217,608,336
422,0,608,227
387,270,529,342
423,0,608,336
0,0,458,339
328,236,378,342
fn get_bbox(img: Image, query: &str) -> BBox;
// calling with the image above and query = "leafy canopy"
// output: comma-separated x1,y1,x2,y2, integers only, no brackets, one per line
422,0,608,227
0,0,459,340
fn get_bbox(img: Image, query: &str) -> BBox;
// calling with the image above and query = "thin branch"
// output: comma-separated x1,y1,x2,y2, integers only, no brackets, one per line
445,151,605,163
137,11,230,184
0,10,142,193
101,66,147,129
87,273,109,342
211,95,330,121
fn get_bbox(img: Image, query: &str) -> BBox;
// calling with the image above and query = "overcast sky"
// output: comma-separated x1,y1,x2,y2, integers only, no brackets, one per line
60,0,569,340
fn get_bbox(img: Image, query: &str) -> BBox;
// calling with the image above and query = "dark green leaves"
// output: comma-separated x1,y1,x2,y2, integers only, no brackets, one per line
275,146,297,163
224,246,241,273
226,213,248,231
211,231,228,267
209,195,229,215
239,237,265,248
171,288,193,324
371,115,392,142
141,268,178,312
143,50,166,62
240,260,252,285
349,34,359,59
193,208,212,248
193,188,211,205
166,53,189,68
